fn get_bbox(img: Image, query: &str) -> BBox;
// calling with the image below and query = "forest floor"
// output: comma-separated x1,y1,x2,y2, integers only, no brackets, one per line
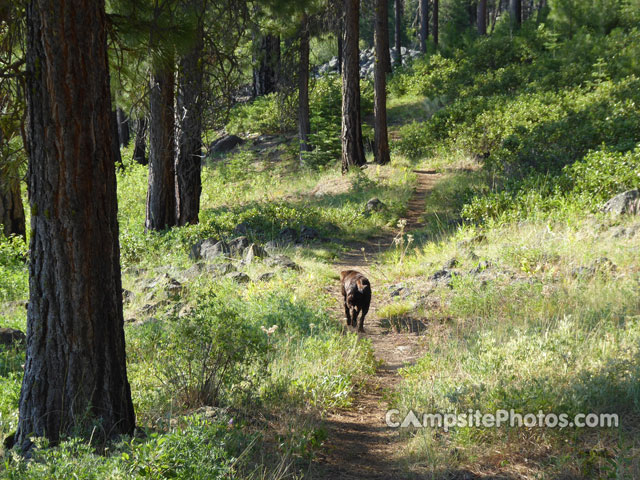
312,170,442,479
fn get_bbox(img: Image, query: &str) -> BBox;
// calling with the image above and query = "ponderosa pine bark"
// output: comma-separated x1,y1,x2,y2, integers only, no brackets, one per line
341,0,366,173
0,172,25,239
374,0,390,165
146,64,177,231
419,0,429,53
433,0,439,47
394,0,403,67
478,0,487,35
116,107,130,147
510,0,521,26
298,15,311,162
176,16,204,226
132,117,148,165
253,33,280,96
16,0,135,450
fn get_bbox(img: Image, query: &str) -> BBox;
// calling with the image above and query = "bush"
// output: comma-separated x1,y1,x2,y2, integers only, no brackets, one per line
157,293,268,408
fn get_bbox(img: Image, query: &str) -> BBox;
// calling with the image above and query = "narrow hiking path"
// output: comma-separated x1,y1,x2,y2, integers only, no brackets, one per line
313,170,442,479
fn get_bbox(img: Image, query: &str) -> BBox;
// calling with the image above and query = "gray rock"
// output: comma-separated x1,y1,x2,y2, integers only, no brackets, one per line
0,328,25,347
228,236,249,256
209,134,244,155
571,266,596,278
258,272,276,282
145,273,171,291
190,238,228,261
205,262,236,276
429,269,452,286
444,258,459,269
182,263,204,280
470,260,492,275
328,57,338,69
602,190,640,215
365,197,385,213
244,243,267,264
266,255,301,271
611,223,640,238
390,284,411,298
166,278,183,298
122,289,134,303
226,272,251,283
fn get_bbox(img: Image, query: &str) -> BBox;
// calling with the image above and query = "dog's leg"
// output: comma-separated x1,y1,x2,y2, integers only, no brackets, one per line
351,307,360,330
344,302,352,326
358,303,369,332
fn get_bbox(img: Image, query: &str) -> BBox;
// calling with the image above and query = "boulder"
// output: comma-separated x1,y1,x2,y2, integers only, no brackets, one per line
244,243,267,264
0,328,25,348
209,134,244,155
365,197,385,213
226,272,251,283
444,258,459,269
602,189,640,215
266,255,301,271
190,238,228,261
258,272,276,282
166,278,183,298
228,236,249,256
205,262,236,276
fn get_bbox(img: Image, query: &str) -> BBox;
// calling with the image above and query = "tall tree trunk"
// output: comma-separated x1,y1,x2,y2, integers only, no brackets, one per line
394,0,403,67
176,18,204,226
510,0,521,26
298,15,311,162
478,0,487,35
146,64,177,231
374,0,390,166
0,172,25,239
337,24,343,75
132,117,148,165
341,0,366,173
116,107,130,147
16,0,135,450
253,34,280,96
433,0,439,47
419,0,429,53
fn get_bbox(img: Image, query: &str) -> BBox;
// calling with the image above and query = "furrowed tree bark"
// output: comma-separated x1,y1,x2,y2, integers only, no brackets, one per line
176,17,204,226
16,0,135,450
132,117,148,165
0,171,25,239
146,64,177,231
116,107,130,147
394,0,403,67
510,0,521,26
478,0,487,35
253,33,280,96
433,0,439,46
341,0,366,174
419,0,429,53
374,0,390,165
298,15,311,163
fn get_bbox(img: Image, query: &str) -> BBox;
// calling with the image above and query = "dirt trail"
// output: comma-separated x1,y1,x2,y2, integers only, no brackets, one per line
313,170,442,479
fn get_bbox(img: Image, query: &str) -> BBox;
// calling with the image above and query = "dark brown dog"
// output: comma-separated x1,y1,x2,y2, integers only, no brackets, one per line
340,270,371,332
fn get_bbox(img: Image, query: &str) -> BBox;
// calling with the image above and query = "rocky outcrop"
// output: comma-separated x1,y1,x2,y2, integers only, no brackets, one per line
602,189,640,215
